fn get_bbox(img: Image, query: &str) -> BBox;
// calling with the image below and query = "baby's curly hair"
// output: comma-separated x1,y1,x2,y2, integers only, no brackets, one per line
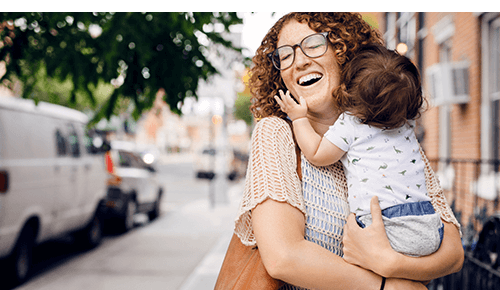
248,12,383,119
333,44,425,129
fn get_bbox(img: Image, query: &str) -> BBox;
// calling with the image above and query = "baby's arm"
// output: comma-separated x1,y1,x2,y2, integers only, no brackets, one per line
274,90,345,166
294,118,345,166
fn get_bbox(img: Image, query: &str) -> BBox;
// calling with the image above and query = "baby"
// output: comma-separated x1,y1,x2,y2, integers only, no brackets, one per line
275,44,443,257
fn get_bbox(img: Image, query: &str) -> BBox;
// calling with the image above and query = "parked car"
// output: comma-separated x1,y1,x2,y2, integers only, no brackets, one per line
102,141,164,233
195,147,248,181
195,147,217,180
228,150,249,181
0,97,108,286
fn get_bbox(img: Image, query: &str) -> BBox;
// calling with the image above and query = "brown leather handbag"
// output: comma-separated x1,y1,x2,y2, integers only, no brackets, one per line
215,124,301,290
214,233,283,290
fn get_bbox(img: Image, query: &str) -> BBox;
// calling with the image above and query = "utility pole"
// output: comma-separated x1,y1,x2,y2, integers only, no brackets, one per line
208,114,216,208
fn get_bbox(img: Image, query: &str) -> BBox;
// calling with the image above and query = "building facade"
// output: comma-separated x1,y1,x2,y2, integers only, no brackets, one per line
365,12,500,240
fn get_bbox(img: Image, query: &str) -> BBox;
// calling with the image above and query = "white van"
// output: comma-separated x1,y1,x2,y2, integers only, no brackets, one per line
0,96,108,286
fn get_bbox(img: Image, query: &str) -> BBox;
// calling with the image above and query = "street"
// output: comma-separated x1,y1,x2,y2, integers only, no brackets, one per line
9,154,242,290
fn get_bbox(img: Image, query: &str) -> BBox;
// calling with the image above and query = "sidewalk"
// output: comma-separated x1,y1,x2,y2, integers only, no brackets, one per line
159,151,243,289
178,179,243,290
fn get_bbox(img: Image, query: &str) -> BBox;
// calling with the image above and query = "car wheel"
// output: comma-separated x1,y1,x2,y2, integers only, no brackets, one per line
8,224,35,286
148,190,163,221
120,198,136,232
75,212,103,249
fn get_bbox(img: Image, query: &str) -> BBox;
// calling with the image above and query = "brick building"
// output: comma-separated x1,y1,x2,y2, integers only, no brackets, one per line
364,12,500,240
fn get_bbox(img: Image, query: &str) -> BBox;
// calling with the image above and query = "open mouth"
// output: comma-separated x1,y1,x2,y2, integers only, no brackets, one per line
298,73,323,86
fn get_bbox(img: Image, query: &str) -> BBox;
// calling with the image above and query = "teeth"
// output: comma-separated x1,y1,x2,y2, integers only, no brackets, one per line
299,73,322,85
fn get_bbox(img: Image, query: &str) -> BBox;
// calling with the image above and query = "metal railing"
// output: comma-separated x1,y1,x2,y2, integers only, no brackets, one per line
426,158,500,289
428,252,500,290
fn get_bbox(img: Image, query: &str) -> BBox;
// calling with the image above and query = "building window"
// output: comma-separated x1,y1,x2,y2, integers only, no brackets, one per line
480,13,500,169
431,15,455,161
417,13,427,76
438,39,453,160
490,17,500,161
384,12,397,50
384,12,417,58
397,12,417,58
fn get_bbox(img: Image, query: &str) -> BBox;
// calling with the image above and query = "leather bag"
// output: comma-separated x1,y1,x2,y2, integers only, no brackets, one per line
215,120,301,290
214,233,283,290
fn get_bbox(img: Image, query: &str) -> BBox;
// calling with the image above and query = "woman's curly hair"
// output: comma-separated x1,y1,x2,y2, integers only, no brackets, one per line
249,12,383,119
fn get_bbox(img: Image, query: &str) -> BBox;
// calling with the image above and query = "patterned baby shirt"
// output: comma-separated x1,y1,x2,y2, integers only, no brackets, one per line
324,113,431,216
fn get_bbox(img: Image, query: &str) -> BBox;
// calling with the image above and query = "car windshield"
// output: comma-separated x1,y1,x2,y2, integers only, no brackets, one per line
118,151,146,168
202,148,216,156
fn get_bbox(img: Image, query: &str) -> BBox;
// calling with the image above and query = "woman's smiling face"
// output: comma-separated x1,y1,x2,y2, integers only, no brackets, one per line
277,20,340,115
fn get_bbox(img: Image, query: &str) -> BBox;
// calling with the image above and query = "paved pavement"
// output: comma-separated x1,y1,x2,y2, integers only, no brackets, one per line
178,221,234,289
15,153,243,290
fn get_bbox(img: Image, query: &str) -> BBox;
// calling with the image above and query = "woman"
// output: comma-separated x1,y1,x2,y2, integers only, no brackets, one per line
234,12,463,289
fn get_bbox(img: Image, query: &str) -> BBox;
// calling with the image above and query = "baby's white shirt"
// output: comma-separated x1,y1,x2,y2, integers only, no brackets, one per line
324,113,430,216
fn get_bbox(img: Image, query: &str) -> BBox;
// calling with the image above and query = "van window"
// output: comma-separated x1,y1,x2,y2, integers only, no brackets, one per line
67,124,80,158
55,129,67,156
84,133,93,154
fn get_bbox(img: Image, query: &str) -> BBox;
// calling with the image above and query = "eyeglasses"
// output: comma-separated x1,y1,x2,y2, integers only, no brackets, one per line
268,32,329,71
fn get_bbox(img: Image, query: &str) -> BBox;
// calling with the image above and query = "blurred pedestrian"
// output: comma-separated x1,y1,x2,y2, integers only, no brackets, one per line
233,12,463,289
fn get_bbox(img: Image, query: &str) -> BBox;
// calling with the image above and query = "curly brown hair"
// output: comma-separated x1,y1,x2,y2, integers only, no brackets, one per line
248,12,383,119
333,44,425,129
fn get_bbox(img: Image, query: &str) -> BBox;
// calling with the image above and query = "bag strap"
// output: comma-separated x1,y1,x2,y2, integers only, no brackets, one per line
285,118,302,181
295,144,302,181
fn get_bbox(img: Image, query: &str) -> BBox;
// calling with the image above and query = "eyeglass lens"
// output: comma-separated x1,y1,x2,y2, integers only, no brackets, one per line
273,33,327,70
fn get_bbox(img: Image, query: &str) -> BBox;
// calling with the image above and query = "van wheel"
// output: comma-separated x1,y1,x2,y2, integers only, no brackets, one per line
75,213,102,249
9,225,35,285
120,199,136,232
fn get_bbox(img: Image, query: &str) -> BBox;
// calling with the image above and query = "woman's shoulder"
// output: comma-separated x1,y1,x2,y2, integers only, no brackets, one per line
255,116,289,128
253,116,293,136
251,117,298,163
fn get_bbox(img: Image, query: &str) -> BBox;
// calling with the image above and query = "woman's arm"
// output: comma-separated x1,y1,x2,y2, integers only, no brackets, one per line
252,198,427,290
343,196,464,281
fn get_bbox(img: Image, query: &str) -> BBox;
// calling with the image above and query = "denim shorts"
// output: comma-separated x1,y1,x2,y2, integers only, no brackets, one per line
356,201,444,257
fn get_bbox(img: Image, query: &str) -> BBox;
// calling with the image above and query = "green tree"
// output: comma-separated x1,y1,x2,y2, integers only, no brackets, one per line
0,12,243,124
234,92,252,127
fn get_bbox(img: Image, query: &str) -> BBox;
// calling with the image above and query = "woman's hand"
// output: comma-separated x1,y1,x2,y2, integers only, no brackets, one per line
274,90,307,121
342,196,399,277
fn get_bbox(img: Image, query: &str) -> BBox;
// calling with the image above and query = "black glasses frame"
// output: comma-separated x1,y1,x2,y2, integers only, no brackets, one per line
267,32,330,71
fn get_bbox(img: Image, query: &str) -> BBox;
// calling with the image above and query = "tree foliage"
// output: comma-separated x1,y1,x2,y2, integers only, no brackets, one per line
0,12,243,124
234,92,252,127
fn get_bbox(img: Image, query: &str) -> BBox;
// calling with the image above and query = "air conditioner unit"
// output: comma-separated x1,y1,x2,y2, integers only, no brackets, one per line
426,61,470,106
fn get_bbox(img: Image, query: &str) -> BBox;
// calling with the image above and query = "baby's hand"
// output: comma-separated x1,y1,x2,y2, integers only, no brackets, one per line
274,90,308,121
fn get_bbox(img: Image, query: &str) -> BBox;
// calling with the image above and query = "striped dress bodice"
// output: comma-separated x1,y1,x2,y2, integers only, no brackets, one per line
280,156,350,290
